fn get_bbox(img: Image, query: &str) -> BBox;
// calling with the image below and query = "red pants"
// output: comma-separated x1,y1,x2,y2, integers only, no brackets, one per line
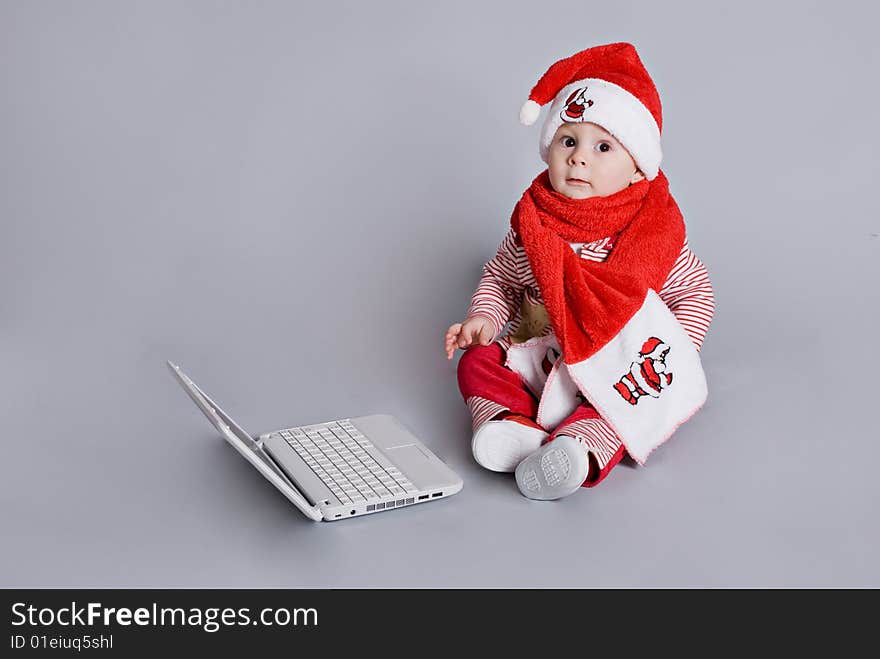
457,342,627,487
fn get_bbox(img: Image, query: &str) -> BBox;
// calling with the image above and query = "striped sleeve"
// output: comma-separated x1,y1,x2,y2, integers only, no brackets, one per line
466,228,524,337
658,240,715,351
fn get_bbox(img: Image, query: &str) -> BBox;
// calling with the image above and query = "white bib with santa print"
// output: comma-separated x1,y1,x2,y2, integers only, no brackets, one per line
565,289,708,464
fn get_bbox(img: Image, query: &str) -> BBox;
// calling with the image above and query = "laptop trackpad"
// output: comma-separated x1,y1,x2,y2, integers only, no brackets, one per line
386,444,430,462
383,443,447,491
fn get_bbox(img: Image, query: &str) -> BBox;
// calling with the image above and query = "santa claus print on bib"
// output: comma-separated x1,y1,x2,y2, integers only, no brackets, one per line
613,337,673,406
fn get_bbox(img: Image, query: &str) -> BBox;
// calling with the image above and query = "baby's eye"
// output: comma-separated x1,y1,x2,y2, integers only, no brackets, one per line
595,141,612,153
562,136,576,148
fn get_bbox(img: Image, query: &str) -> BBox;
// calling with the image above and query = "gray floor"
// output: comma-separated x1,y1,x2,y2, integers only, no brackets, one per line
2,1,878,588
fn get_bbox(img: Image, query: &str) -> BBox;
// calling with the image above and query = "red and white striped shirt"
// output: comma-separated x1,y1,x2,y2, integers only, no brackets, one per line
466,227,715,352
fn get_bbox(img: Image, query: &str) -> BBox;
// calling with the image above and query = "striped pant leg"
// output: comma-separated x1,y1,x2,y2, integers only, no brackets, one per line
466,397,510,432
547,403,626,488
457,342,539,432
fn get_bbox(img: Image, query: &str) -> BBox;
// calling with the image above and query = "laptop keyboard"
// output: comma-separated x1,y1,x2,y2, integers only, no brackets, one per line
279,420,419,505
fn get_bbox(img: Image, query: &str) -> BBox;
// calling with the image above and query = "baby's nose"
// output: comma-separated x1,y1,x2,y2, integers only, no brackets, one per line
569,150,589,165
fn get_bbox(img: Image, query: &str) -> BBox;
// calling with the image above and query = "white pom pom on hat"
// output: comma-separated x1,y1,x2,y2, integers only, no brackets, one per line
519,42,664,180
519,99,542,126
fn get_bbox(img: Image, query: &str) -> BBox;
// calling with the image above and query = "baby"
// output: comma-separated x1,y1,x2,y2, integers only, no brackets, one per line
444,43,715,501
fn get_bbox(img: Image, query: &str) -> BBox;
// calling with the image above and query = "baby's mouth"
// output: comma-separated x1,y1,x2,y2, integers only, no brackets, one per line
567,177,590,185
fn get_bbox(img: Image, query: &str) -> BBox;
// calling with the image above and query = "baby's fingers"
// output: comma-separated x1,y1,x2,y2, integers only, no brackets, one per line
445,332,459,353
445,324,462,360
458,324,475,348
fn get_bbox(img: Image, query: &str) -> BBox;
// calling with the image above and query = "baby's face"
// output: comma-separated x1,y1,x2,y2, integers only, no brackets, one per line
547,122,645,199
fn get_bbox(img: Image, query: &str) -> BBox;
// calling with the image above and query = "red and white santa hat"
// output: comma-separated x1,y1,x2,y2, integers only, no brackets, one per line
520,42,663,180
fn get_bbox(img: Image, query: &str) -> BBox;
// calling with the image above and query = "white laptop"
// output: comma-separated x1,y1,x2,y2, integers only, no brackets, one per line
167,361,463,522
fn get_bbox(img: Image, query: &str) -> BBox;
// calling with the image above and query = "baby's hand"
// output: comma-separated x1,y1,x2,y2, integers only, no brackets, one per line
445,315,496,360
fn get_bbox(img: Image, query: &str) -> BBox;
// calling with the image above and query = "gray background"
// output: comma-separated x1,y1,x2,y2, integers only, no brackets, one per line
2,0,878,588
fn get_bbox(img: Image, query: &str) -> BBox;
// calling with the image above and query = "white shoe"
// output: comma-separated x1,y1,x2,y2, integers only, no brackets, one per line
515,435,590,500
471,420,549,473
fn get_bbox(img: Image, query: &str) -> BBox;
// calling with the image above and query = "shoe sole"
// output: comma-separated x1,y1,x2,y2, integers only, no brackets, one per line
471,420,549,473
515,436,590,500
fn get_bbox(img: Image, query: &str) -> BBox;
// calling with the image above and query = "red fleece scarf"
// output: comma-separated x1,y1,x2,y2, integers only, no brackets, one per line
511,169,686,364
